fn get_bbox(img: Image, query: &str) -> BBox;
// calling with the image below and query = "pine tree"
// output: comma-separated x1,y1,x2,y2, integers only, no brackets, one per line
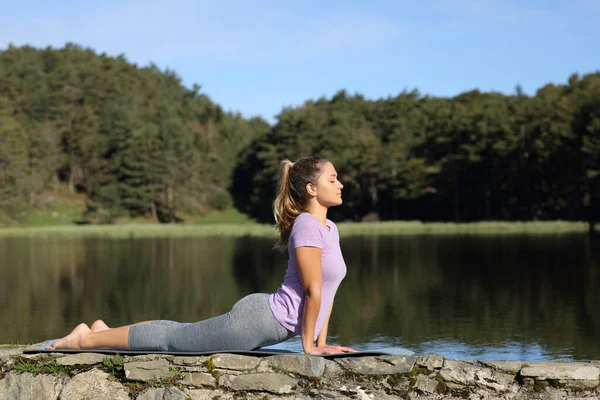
0,99,31,222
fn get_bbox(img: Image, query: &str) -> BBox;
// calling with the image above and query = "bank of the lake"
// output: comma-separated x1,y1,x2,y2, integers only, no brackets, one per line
0,220,595,238
2,346,600,399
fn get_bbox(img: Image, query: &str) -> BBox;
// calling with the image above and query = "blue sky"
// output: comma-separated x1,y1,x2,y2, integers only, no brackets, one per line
2,0,599,123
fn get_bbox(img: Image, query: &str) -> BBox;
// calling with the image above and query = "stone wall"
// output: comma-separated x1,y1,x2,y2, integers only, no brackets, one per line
1,347,600,399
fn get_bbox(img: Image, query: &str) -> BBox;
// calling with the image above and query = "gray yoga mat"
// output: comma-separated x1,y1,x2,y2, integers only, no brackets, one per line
23,339,414,359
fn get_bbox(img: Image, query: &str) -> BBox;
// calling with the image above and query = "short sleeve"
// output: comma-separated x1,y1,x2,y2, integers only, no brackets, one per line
290,215,324,249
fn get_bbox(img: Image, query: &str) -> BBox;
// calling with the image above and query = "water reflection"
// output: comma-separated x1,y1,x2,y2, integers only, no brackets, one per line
0,233,598,361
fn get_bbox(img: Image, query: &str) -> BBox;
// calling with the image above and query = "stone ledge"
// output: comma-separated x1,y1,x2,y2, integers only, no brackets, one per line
2,349,600,399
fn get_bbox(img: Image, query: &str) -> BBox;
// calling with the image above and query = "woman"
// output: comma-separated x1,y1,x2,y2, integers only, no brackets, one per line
47,156,355,355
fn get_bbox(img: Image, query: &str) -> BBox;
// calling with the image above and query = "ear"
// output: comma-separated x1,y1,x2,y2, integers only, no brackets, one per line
305,182,317,197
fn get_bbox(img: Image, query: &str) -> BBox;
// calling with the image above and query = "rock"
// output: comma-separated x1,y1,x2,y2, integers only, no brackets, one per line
220,372,298,394
521,362,600,390
239,392,293,400
20,353,49,361
416,354,444,371
124,359,172,382
180,372,216,388
440,359,515,392
568,397,600,400
339,385,379,400
5,351,600,400
413,374,444,394
255,359,272,373
520,363,599,381
268,354,326,377
56,353,107,366
444,381,466,391
126,354,174,362
336,355,417,375
137,387,189,400
281,394,311,400
0,348,24,365
318,389,353,399
211,354,261,371
368,389,402,400
323,359,345,380
0,372,62,400
480,360,524,374
59,369,128,400
187,388,234,399
172,356,208,366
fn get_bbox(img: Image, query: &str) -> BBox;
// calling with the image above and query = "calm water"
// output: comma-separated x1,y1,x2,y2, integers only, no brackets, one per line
1,233,599,361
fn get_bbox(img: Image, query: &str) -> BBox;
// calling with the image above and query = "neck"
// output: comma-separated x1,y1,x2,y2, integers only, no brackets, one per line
304,203,328,228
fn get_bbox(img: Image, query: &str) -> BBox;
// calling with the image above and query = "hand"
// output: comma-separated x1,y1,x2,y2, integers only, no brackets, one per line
305,345,357,355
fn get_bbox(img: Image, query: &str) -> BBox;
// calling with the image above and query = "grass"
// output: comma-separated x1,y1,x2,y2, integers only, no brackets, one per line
336,220,593,235
0,220,593,238
3,187,595,236
17,188,87,227
19,203,86,227
204,357,222,380
0,222,277,238
12,358,68,375
99,355,125,376
0,344,29,349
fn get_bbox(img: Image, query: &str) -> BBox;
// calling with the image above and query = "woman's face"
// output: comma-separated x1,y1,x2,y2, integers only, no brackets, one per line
313,162,344,207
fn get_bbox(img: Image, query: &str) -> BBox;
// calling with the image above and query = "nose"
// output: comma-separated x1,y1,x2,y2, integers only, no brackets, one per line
339,182,344,190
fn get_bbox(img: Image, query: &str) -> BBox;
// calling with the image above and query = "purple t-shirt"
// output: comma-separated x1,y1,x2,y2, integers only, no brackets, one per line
269,213,347,340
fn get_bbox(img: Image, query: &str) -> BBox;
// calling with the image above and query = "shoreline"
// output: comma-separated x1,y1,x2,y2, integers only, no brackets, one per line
0,220,595,238
2,346,600,399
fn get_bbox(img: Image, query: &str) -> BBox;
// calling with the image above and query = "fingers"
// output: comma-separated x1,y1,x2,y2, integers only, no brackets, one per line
328,345,355,354
328,345,356,353
313,346,341,355
308,345,358,355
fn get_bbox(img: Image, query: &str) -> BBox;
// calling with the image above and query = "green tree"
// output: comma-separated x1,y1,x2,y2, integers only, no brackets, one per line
0,108,31,222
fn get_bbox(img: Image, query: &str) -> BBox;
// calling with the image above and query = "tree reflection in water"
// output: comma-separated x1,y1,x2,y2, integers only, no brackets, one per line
1,233,598,361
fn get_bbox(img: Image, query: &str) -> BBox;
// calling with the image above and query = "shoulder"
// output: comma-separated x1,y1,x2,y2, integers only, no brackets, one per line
293,213,322,230
290,213,325,249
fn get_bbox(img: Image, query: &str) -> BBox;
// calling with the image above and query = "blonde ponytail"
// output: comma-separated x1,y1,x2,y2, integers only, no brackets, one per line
273,156,329,250
273,160,301,250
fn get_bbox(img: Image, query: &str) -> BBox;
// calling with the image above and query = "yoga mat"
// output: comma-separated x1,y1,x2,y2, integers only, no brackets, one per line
23,339,414,359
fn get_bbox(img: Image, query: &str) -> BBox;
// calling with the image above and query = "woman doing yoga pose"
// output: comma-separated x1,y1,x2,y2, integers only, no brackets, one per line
47,156,356,355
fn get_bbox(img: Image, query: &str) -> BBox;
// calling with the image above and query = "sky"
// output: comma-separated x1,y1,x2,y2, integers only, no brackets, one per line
1,0,599,123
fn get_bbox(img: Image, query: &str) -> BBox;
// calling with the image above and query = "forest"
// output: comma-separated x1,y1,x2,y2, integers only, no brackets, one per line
0,44,599,226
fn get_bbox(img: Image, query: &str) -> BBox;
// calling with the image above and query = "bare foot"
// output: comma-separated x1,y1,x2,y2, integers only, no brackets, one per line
90,320,110,332
47,323,91,350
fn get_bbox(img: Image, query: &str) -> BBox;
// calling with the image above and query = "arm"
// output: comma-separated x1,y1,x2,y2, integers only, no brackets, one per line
316,301,356,353
295,246,322,354
316,304,333,347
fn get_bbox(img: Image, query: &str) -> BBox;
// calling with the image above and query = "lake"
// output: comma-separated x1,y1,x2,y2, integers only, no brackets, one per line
1,233,599,361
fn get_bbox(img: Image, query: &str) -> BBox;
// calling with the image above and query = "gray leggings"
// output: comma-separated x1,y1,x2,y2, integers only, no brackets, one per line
128,293,296,352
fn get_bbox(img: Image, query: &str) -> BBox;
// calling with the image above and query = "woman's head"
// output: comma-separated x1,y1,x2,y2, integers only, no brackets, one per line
273,156,343,249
